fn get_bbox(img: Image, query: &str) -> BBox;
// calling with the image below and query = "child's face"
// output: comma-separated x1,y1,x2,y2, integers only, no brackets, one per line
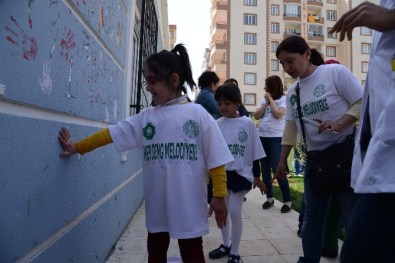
144,69,177,106
217,99,240,118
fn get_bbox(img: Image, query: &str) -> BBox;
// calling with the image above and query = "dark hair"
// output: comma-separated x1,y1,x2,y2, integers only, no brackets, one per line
276,36,325,66
224,78,238,87
214,83,242,104
145,43,196,93
265,75,284,100
198,70,220,88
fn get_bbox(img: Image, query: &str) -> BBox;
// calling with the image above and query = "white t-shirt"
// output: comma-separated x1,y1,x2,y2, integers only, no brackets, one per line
351,0,395,193
256,96,286,137
284,64,363,151
109,102,234,239
216,116,266,182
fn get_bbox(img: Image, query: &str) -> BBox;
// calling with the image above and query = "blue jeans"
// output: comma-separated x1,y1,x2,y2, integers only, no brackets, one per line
340,193,395,263
297,176,356,263
259,137,292,202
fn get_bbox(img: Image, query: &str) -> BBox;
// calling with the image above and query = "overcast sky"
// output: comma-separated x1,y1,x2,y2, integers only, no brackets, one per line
167,0,211,82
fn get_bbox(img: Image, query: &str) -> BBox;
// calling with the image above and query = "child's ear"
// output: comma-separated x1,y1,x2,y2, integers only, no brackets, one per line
170,73,180,88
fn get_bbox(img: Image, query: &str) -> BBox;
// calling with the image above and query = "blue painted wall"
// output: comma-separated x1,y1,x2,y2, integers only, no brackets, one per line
0,0,150,262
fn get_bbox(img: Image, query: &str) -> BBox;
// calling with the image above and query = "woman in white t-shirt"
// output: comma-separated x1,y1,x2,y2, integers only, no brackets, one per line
273,36,363,263
254,75,292,213
58,44,233,263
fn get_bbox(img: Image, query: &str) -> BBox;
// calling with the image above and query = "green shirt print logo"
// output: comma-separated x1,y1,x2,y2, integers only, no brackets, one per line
313,84,326,97
143,123,156,140
238,130,248,143
183,120,200,138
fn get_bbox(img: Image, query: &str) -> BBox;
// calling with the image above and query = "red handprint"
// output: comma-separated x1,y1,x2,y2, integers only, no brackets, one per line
60,28,77,63
5,15,38,60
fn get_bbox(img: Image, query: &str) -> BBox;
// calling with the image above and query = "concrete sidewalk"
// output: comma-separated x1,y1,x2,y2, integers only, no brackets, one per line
106,189,341,263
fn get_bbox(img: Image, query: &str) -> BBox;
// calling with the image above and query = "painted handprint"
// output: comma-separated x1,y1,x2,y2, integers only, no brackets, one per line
5,16,38,60
38,62,53,95
60,28,77,64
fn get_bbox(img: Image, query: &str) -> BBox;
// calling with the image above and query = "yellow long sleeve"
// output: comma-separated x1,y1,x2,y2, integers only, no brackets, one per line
209,165,228,197
75,128,113,155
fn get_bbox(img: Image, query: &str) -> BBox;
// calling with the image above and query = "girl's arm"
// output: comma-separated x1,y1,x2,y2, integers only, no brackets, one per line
253,100,268,119
59,127,113,157
268,97,285,119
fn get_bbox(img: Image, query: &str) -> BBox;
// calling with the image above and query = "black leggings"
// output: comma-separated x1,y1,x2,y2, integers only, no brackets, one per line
147,232,205,263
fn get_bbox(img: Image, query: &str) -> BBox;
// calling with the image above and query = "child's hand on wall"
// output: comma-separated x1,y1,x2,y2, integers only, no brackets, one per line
58,127,77,157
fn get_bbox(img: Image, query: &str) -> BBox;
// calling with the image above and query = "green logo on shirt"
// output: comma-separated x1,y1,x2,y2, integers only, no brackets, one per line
183,120,200,138
313,85,326,97
238,130,248,143
143,123,156,140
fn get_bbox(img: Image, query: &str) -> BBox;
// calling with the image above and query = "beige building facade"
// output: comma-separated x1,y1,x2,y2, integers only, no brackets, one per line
208,0,377,112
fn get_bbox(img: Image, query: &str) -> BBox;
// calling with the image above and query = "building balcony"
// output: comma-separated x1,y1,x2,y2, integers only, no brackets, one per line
283,0,301,3
284,29,301,37
307,15,324,24
283,14,302,22
307,32,324,42
210,21,228,37
307,0,323,7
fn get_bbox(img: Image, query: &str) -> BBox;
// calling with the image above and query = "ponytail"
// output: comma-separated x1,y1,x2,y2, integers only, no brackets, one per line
310,48,325,66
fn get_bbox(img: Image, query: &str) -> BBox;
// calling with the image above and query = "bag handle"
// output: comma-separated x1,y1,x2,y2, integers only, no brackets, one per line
295,83,307,151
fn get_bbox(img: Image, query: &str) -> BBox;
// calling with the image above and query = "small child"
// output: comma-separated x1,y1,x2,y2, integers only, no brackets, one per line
208,83,267,263
58,44,234,263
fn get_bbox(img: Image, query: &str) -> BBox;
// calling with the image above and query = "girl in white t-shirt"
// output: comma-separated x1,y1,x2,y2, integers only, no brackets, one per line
208,83,267,263
58,44,233,263
254,75,292,213
273,36,363,263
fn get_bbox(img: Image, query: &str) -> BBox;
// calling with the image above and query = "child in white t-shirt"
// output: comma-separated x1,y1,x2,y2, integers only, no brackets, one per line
208,83,267,263
58,44,233,263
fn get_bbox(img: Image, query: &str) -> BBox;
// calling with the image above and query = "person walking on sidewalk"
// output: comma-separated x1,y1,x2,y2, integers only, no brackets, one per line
254,75,292,213
208,83,267,263
273,36,363,263
329,2,395,262
58,44,234,263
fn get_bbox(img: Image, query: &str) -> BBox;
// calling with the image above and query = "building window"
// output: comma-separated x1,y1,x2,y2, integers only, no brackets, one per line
361,80,366,86
244,14,257,25
244,93,256,106
327,0,337,3
244,0,257,6
271,22,280,33
361,43,371,54
327,27,337,39
244,33,257,45
362,62,369,73
284,4,301,17
271,60,279,71
271,41,279,53
244,52,257,65
360,27,372,36
326,46,336,57
327,10,337,21
271,4,280,16
244,73,257,85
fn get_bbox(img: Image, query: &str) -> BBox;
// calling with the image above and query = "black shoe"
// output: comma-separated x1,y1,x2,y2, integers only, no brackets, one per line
227,254,241,263
262,200,274,209
297,229,302,238
209,244,230,259
280,204,292,213
322,248,338,258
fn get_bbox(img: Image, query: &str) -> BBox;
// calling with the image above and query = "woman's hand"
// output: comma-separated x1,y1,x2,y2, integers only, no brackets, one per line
273,162,288,181
253,177,267,195
58,127,77,157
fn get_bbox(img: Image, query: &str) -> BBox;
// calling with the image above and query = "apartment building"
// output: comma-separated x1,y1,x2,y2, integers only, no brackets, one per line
169,24,177,49
208,0,377,112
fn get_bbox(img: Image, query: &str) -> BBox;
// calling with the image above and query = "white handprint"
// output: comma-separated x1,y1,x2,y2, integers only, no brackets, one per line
38,62,53,95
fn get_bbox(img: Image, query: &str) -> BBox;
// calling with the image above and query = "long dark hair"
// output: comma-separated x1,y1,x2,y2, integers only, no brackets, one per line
145,43,196,93
276,36,324,66
265,75,284,100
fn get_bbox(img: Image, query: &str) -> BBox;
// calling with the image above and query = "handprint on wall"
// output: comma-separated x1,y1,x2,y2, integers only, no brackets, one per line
60,27,76,64
5,15,38,60
38,62,53,95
